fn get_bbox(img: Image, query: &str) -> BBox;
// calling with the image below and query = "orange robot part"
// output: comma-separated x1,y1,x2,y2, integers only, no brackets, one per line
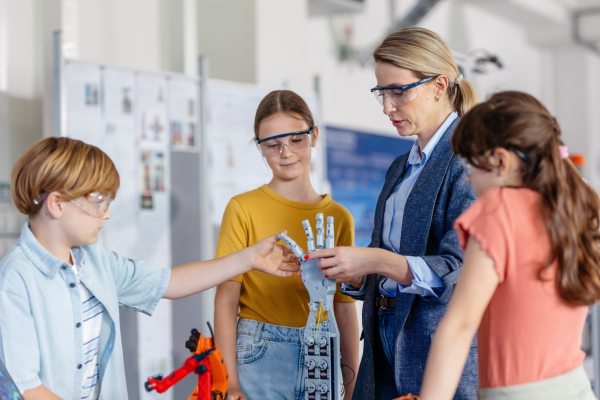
187,328,229,400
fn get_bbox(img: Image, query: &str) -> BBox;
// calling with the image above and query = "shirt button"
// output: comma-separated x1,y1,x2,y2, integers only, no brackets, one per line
77,364,82,369
69,283,76,288
61,265,67,270
76,322,81,328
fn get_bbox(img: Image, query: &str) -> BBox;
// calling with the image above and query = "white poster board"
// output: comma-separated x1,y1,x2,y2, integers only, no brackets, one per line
63,61,204,400
207,80,323,227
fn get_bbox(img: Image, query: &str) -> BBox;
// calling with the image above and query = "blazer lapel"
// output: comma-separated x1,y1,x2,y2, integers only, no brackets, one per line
399,119,458,256
370,152,410,249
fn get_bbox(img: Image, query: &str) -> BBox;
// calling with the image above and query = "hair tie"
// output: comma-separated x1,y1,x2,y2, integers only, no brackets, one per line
558,145,569,160
454,73,463,85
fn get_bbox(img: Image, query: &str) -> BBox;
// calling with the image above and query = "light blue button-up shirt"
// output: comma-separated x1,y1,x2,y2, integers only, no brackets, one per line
0,223,171,399
342,112,458,299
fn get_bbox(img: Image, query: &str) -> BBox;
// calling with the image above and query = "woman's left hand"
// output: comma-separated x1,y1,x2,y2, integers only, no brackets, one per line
306,246,379,283
248,232,300,277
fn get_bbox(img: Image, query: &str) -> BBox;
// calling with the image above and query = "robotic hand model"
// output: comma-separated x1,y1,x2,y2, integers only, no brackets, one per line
145,322,229,400
278,214,342,400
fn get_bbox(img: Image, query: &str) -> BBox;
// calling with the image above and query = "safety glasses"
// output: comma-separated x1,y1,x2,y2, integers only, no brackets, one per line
256,128,314,158
33,191,112,218
70,192,112,218
370,77,434,108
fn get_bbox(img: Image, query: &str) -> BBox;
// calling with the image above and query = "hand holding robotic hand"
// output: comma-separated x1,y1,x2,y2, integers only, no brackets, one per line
305,242,380,288
277,214,337,301
247,232,300,277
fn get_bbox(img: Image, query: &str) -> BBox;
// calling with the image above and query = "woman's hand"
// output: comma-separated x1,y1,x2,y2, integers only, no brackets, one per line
306,246,413,286
306,247,377,283
247,232,299,277
226,384,247,400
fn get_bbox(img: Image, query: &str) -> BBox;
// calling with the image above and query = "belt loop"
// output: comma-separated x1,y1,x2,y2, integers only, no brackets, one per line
253,322,264,344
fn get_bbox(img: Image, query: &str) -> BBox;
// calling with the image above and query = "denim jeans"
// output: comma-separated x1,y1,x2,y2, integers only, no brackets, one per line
374,306,400,400
236,318,306,400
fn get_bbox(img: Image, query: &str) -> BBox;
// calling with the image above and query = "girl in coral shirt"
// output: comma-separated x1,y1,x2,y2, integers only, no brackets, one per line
419,91,600,400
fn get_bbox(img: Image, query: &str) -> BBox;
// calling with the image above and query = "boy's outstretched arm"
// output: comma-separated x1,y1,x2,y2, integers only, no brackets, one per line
163,233,298,299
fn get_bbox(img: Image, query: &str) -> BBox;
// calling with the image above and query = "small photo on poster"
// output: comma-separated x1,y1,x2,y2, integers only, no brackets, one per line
140,191,153,210
140,150,165,192
188,122,196,146
85,84,99,106
122,88,132,114
188,99,195,117
170,121,183,146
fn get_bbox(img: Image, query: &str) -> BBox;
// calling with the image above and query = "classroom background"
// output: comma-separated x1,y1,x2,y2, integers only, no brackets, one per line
1,0,599,398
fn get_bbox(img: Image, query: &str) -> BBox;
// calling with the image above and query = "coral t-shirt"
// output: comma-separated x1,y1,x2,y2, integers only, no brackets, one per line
454,187,588,388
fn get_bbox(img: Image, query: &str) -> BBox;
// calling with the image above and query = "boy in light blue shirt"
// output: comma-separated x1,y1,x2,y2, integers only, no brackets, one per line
0,137,298,400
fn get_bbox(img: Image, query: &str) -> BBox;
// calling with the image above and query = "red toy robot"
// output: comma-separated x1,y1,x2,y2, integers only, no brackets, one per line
145,322,229,400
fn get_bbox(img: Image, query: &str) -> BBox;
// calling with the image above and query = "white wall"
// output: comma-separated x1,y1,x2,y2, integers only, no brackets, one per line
78,0,164,72
254,0,547,137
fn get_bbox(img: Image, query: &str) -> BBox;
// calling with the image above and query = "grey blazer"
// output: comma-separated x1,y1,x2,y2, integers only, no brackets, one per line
352,118,478,399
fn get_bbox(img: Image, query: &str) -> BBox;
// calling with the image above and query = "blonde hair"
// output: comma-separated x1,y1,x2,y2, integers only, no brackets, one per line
11,137,120,215
373,27,479,116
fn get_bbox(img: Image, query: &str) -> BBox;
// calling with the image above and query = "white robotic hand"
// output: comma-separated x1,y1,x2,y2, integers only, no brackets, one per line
278,214,343,400
277,214,336,303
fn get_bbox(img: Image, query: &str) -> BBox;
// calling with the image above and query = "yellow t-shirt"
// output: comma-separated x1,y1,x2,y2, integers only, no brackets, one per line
216,184,356,328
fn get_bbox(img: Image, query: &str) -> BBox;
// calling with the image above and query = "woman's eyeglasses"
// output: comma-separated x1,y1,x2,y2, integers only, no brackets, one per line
370,77,433,108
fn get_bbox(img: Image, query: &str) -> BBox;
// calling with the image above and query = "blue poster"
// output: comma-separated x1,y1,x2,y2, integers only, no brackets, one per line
326,126,413,247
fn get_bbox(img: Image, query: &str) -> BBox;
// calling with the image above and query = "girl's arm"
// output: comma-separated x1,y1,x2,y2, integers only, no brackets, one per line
23,385,64,400
334,301,359,400
419,236,499,400
164,233,298,299
214,281,246,400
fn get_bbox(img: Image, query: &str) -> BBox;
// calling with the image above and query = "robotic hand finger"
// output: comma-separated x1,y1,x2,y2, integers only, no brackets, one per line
303,220,316,252
277,233,305,259
316,213,325,250
326,216,334,249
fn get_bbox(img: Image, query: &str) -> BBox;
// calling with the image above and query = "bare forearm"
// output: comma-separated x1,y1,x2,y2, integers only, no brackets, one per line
214,286,242,386
420,317,477,400
335,301,360,400
23,385,63,400
164,249,251,299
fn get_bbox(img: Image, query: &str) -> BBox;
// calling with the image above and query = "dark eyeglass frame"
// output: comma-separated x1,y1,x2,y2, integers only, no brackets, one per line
370,77,434,96
255,128,314,145
502,146,530,163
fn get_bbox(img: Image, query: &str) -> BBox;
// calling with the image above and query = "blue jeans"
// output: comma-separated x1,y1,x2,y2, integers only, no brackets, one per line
236,318,306,400
374,307,400,400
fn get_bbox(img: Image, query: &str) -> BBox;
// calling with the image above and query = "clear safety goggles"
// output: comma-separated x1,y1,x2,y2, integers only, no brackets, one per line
256,128,314,158
71,192,113,217
34,191,112,218
370,77,433,108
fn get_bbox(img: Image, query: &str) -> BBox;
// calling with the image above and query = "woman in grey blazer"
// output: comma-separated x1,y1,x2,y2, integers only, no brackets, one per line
307,28,479,400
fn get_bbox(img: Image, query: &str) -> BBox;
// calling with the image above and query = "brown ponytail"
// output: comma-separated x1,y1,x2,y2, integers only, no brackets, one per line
254,90,314,139
453,91,600,306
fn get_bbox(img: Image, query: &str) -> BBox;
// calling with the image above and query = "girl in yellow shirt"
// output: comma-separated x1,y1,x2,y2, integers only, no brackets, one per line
214,90,359,400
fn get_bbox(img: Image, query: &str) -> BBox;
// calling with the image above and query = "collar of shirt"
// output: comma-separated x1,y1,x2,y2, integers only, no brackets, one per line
407,111,458,167
18,223,68,278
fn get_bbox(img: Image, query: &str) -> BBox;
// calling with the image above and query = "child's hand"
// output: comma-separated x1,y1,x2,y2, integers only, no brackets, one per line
248,232,300,277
